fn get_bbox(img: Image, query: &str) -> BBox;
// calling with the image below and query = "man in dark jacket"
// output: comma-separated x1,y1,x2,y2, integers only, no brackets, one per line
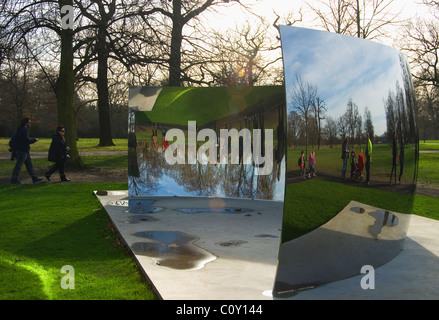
10,118,44,184
45,125,71,182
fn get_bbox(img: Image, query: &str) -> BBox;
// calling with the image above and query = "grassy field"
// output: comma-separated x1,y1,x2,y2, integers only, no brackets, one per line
0,138,437,299
0,182,157,300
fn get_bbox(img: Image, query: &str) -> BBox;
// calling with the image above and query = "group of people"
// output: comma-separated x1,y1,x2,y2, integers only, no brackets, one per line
341,134,373,184
10,118,70,184
297,133,374,184
298,150,316,179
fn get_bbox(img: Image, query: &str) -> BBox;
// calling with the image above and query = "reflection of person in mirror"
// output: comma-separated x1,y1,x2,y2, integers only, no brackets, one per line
159,127,169,151
152,127,159,152
341,138,349,178
298,150,305,179
365,133,372,185
358,148,365,179
45,125,70,182
350,145,357,178
398,134,405,184
389,130,398,185
308,151,316,178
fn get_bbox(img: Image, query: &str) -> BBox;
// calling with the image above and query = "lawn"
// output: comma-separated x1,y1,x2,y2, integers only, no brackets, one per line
0,138,437,299
0,182,157,300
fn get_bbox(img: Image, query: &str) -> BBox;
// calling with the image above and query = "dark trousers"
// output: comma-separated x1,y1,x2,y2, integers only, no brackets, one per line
365,158,371,182
390,163,397,184
11,151,38,183
399,162,404,182
45,160,66,178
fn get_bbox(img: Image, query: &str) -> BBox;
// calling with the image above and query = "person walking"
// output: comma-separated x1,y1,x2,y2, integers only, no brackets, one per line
350,145,357,178
10,118,44,184
398,134,405,184
308,151,316,178
298,150,305,179
365,133,372,185
389,130,398,185
341,138,349,178
45,126,71,182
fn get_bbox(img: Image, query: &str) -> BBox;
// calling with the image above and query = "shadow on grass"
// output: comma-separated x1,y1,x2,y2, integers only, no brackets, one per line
9,209,154,299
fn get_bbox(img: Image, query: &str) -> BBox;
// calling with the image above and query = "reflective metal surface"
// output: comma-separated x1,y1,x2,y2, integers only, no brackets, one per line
274,25,418,297
128,86,286,277
128,86,286,201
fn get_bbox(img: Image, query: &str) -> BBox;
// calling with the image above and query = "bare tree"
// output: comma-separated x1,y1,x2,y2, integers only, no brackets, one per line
307,0,403,40
311,96,327,150
289,74,317,157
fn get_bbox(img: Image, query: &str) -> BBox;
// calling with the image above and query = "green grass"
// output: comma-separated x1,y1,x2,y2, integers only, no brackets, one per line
1,137,438,299
0,155,127,177
0,182,157,300
418,152,439,187
135,86,284,126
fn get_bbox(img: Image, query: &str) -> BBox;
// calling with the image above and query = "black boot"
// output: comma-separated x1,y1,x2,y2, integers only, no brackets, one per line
60,175,71,182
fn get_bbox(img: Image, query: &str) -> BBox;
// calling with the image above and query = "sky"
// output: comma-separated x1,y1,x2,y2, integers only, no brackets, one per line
280,25,406,136
203,0,433,136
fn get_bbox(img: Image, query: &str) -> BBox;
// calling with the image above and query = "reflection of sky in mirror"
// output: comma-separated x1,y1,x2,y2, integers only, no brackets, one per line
280,25,406,136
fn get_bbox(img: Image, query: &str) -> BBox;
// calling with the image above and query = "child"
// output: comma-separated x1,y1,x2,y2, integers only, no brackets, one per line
298,151,305,179
308,151,316,178
357,148,365,179
350,146,357,178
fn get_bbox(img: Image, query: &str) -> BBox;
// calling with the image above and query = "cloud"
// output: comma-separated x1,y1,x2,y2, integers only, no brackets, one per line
281,26,405,135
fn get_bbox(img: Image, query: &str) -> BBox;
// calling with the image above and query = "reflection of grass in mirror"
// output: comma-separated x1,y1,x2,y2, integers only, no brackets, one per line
135,86,284,126
0,182,156,299
286,144,417,183
282,179,415,242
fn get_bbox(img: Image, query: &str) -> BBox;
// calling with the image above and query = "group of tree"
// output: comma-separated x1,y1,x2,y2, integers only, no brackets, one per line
1,0,439,169
287,74,375,153
1,0,297,167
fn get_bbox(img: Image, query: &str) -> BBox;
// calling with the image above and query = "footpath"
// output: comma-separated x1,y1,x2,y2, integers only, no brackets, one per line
0,151,127,184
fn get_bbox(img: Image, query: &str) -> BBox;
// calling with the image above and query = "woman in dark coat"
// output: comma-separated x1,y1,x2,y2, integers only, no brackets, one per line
45,126,70,182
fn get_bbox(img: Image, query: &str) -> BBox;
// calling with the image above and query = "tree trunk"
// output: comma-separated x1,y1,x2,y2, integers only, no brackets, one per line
169,0,183,86
56,0,83,168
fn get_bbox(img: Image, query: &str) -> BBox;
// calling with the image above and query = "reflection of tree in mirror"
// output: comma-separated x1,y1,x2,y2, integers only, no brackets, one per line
130,138,283,200
283,37,417,189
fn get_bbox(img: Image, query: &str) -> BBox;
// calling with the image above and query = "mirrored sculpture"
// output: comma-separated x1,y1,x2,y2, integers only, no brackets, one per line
125,85,286,298
273,25,418,298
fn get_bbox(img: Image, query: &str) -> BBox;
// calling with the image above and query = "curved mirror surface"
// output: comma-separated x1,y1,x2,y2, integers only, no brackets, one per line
274,25,418,298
